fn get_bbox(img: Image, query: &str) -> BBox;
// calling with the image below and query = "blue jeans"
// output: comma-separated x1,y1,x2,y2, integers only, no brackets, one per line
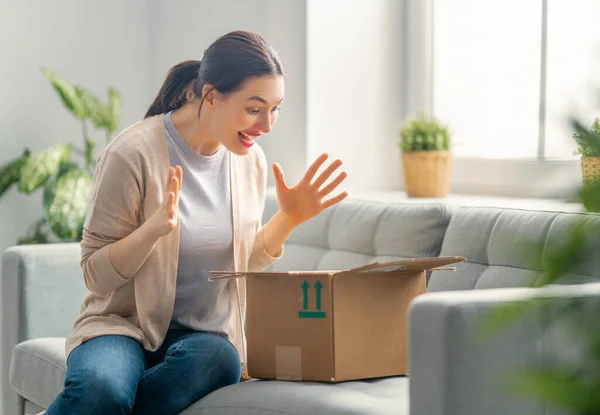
45,329,242,415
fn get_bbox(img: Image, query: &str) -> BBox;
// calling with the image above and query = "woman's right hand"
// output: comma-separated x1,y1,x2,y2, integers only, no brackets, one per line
144,165,183,239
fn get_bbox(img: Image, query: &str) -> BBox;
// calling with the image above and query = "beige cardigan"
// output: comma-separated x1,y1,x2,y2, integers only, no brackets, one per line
65,114,282,368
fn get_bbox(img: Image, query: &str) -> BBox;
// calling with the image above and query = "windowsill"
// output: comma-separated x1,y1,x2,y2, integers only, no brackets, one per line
267,187,585,213
347,190,585,213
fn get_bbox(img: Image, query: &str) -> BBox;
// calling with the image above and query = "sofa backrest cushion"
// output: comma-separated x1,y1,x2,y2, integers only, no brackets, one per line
263,193,454,273
428,206,600,291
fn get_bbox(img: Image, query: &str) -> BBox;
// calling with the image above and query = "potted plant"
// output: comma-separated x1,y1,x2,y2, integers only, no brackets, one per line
0,68,122,244
398,113,452,197
573,117,600,188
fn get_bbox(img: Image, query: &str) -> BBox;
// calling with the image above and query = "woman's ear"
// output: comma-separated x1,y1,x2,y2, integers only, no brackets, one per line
201,84,217,109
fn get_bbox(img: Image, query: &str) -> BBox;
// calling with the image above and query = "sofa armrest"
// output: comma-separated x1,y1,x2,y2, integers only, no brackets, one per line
408,284,600,415
1,243,85,415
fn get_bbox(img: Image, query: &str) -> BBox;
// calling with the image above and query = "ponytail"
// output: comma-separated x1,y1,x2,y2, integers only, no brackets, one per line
144,31,284,119
144,60,201,118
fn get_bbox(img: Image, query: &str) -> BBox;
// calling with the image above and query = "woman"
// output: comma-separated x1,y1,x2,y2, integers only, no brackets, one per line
44,31,347,415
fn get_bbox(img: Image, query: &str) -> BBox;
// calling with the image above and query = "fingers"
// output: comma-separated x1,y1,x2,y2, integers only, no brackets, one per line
174,165,183,205
301,153,329,185
322,191,348,210
319,171,348,197
175,165,183,193
313,159,343,190
166,165,183,196
167,192,177,229
166,167,175,192
272,163,288,191
167,192,175,216
168,165,183,205
170,176,178,200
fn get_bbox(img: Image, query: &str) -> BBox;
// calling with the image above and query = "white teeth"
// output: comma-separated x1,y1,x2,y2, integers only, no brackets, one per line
239,132,255,143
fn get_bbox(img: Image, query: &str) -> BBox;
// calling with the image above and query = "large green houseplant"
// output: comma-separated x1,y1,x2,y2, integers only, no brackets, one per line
480,116,600,414
0,68,122,244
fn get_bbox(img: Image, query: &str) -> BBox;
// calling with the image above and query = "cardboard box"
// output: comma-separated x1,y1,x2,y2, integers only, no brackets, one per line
210,255,465,382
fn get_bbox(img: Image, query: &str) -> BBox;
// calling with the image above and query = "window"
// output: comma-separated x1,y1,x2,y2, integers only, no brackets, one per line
432,0,600,161
545,0,600,159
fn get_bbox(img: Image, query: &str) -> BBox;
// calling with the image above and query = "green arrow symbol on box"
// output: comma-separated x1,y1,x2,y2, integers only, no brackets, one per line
302,280,309,310
315,280,323,310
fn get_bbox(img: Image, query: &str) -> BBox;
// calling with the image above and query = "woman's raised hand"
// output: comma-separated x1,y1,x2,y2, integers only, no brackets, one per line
145,165,183,239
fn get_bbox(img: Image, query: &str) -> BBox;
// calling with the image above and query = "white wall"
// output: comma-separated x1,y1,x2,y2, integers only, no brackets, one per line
306,0,405,192
148,0,307,187
0,0,307,254
0,0,151,254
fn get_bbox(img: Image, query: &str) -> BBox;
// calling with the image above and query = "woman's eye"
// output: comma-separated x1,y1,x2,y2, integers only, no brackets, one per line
248,107,281,115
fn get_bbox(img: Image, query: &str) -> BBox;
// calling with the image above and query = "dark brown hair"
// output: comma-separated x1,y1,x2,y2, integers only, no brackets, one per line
145,31,284,118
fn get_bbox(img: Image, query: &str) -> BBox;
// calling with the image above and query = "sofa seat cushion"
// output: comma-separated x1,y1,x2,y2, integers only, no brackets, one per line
184,376,408,415
9,338,66,409
9,338,408,415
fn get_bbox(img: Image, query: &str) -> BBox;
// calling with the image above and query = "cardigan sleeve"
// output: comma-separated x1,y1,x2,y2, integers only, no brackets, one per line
247,145,283,272
247,226,283,272
80,148,144,295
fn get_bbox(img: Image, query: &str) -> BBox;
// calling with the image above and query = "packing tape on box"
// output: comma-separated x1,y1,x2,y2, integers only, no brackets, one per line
275,346,302,381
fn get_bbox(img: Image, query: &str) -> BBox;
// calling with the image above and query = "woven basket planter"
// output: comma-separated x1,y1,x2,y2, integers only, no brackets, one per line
401,151,453,197
582,156,600,187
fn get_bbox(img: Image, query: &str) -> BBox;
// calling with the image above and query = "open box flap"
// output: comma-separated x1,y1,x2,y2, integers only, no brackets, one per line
208,270,337,281
208,256,466,281
338,256,466,274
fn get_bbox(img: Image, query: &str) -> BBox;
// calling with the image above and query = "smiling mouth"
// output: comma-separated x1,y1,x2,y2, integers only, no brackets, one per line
238,131,262,145
238,131,254,142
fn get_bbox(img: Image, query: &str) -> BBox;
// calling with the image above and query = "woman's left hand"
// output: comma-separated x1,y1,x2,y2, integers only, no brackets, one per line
272,153,348,226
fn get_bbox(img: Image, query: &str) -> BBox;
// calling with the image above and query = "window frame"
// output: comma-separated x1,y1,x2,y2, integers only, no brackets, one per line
410,0,582,199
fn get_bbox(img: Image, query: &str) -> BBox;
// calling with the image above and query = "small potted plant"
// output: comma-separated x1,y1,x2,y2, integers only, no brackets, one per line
398,113,452,197
573,117,600,188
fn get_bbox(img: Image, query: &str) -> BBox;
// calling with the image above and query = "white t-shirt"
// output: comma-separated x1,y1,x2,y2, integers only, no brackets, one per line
164,111,234,340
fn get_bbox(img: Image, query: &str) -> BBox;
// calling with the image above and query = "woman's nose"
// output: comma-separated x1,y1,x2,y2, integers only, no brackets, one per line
258,113,272,133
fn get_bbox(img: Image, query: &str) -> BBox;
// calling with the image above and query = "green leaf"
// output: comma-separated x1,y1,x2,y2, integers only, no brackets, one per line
57,160,79,177
18,144,72,194
572,117,600,157
476,299,538,341
42,167,93,241
399,112,452,152
0,150,30,198
577,181,600,212
510,370,600,413
73,86,122,135
75,86,109,128
537,221,598,286
41,68,87,120
84,139,96,169
107,87,122,134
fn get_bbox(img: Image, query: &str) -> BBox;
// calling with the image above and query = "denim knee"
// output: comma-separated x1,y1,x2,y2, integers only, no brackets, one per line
211,337,242,386
63,370,135,414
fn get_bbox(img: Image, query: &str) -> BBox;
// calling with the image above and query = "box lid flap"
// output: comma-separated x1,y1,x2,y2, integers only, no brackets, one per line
208,256,466,280
339,256,466,274
208,270,336,281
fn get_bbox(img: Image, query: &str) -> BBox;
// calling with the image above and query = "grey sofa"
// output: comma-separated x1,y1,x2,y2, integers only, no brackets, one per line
2,193,599,415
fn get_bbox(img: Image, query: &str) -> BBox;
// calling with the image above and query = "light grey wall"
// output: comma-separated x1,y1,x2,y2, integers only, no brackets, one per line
148,0,307,187
0,0,307,254
0,0,151,254
306,0,405,192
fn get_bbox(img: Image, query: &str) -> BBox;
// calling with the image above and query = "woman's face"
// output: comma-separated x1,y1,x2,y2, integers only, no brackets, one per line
209,75,284,155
